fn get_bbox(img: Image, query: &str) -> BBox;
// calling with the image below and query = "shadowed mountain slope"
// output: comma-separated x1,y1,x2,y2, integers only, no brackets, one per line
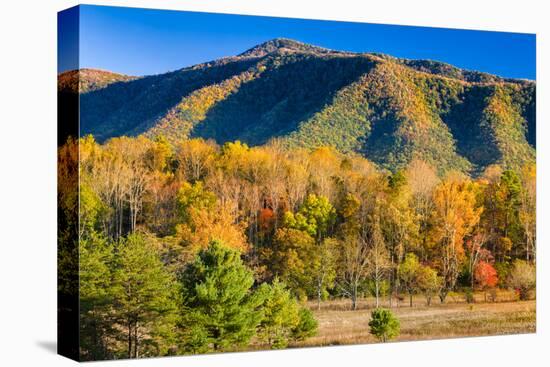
60,38,535,174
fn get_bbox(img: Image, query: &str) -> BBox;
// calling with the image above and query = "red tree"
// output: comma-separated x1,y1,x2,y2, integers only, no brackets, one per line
474,261,498,302
259,207,275,231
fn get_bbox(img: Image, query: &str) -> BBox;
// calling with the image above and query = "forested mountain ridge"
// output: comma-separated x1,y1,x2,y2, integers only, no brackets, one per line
58,68,137,93
60,38,535,175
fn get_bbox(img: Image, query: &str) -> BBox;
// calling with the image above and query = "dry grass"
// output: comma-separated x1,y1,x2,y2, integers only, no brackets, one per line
291,291,535,348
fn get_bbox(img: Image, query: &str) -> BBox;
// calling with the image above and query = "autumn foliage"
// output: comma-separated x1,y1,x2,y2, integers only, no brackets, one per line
474,261,498,289
59,133,536,359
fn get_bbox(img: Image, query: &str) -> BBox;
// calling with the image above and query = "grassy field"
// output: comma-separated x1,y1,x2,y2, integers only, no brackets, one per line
292,291,535,348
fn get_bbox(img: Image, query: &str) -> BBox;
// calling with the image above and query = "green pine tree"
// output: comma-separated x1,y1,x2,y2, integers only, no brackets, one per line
79,233,114,360
111,234,179,359
179,240,265,352
256,278,301,349
291,307,318,342
369,308,400,342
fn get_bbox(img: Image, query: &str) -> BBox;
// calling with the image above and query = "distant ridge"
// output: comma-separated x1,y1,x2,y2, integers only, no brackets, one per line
58,68,136,93
60,38,536,175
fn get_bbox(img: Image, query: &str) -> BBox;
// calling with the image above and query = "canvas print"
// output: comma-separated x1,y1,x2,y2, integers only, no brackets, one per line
57,5,536,361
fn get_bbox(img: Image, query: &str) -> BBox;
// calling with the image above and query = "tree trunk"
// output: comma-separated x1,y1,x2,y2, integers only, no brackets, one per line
389,256,394,308
118,202,123,239
133,321,139,358
375,279,380,308
127,322,133,359
351,283,358,310
409,293,413,307
130,202,138,234
317,284,321,311
439,289,447,303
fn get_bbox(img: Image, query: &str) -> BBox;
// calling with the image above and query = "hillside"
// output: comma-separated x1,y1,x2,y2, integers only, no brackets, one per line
60,38,536,174
57,68,136,94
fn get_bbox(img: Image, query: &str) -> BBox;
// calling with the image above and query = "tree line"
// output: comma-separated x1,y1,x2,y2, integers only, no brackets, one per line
58,134,536,359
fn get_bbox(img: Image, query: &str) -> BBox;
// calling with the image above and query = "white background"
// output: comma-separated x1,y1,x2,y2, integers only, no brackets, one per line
0,0,548,365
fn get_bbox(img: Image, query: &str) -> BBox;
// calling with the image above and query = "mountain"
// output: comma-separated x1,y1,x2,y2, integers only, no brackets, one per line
59,38,536,175
58,68,136,94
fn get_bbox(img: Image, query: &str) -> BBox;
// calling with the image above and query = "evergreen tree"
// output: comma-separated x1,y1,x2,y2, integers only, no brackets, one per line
111,234,179,359
292,307,318,342
369,308,400,342
79,234,114,360
256,278,318,349
179,240,265,352
256,279,301,349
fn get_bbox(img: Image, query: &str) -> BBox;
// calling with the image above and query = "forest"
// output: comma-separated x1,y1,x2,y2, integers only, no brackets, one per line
58,134,536,360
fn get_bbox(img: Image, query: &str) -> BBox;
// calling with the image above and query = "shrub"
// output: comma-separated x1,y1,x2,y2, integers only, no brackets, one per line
507,260,536,300
465,288,475,304
487,288,497,303
368,308,400,342
292,307,318,341
494,262,511,288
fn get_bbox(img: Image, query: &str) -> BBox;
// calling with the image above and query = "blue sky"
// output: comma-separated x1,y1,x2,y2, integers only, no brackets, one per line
58,5,536,79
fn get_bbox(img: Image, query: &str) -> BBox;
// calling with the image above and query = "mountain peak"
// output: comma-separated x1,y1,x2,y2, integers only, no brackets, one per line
238,38,334,57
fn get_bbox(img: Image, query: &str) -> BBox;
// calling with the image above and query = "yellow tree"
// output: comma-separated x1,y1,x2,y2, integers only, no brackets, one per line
176,138,217,182
367,212,391,308
336,193,375,310
88,136,156,238
380,171,418,307
262,142,288,232
405,158,439,260
172,181,248,265
281,153,309,212
431,174,482,302
239,147,272,247
308,147,341,202
519,164,536,262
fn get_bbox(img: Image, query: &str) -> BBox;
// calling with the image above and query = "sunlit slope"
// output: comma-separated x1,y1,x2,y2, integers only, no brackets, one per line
61,38,535,174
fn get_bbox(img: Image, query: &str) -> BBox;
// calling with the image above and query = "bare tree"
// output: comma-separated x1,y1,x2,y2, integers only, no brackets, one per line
406,159,439,261
466,231,490,289
337,235,370,310
368,214,390,308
